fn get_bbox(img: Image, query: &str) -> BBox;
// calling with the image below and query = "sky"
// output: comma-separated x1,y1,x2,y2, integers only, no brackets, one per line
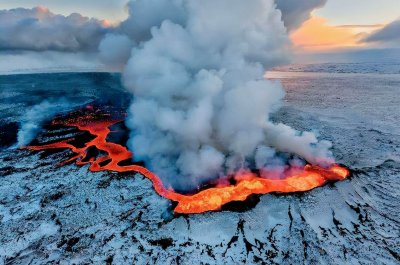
316,0,399,26
0,0,399,72
1,0,398,26
290,0,400,53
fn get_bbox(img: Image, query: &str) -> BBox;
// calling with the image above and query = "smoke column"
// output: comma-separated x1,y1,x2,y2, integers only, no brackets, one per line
100,0,334,191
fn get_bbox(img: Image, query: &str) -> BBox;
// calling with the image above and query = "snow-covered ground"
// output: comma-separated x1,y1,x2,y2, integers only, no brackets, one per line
1,69,399,264
272,62,400,75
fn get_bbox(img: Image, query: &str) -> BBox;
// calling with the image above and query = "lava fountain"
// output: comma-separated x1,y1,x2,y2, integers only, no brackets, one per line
25,107,350,214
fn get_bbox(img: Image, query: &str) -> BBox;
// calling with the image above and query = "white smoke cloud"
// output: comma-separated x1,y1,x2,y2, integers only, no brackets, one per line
17,99,72,147
100,0,337,191
0,7,110,52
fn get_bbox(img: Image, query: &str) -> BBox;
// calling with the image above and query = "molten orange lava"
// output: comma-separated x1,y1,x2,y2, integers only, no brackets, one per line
26,109,350,214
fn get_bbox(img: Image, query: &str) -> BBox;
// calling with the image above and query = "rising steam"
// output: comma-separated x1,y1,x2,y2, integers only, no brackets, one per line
100,0,335,191
17,99,72,147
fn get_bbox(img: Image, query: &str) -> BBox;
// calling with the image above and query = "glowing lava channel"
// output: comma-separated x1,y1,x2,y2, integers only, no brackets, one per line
26,110,350,214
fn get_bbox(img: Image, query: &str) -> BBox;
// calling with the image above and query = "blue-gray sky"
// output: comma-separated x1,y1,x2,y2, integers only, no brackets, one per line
315,0,399,25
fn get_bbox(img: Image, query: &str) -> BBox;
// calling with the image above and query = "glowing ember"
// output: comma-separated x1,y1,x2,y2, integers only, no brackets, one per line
25,108,350,214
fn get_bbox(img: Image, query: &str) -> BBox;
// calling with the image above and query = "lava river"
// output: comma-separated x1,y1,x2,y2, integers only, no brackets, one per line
25,108,350,214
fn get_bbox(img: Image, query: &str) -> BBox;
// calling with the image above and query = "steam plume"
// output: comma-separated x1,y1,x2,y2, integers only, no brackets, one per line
17,99,72,147
101,0,335,190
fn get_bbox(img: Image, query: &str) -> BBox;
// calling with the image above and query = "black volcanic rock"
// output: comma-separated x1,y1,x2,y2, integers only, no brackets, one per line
0,121,18,148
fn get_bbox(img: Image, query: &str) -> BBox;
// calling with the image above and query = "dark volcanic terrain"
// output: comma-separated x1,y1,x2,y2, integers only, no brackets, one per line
1,71,399,264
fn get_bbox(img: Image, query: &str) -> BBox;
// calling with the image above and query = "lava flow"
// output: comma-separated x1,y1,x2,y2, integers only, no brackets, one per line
25,108,350,214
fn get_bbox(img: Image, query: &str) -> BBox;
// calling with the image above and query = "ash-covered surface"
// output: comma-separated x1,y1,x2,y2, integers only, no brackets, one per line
1,71,399,264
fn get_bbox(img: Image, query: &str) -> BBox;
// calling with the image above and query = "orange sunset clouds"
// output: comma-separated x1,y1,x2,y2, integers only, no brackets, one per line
290,16,383,52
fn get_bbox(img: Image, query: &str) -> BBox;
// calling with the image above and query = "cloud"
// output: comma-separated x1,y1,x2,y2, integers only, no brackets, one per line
0,1,326,58
363,19,400,45
337,24,384,29
0,0,129,23
274,0,327,31
0,7,111,52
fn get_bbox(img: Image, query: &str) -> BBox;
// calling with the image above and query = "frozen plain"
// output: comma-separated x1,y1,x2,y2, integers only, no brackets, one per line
0,67,399,264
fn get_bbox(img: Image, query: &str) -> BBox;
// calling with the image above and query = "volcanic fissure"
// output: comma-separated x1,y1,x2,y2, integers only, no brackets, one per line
25,107,350,214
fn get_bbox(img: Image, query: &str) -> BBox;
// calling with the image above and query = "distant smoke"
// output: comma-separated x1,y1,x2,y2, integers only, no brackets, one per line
275,0,327,31
17,99,72,147
0,7,110,52
94,0,335,191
